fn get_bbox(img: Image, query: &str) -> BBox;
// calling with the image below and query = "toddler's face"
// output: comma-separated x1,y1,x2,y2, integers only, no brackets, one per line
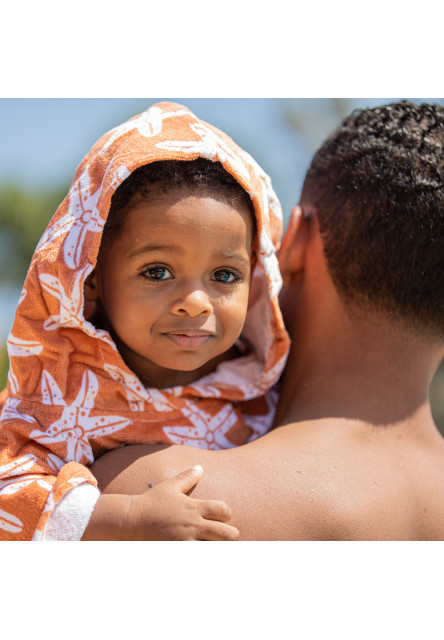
86,188,254,388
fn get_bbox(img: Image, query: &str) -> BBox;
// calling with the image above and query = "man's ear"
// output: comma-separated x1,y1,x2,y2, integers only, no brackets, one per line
84,269,100,302
250,250,258,278
278,206,310,284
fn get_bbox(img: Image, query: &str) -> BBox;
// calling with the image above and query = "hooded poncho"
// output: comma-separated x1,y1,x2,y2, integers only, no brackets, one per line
0,102,289,540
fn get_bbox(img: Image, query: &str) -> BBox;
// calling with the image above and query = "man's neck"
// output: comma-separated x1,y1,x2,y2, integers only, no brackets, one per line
276,283,441,429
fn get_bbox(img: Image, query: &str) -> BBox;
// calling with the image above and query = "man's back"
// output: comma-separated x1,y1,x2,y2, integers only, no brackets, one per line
214,416,444,540
264,417,444,541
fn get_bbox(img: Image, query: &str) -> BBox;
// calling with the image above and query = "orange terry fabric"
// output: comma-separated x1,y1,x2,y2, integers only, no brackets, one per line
0,102,289,540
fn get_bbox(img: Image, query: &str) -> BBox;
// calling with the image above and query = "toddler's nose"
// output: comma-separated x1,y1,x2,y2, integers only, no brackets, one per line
171,289,213,317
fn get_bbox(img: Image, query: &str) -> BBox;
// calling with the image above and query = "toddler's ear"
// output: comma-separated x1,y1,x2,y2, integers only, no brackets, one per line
84,269,99,301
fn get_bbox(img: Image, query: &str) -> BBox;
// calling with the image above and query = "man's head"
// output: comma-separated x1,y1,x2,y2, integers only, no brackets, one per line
301,100,444,338
85,158,257,388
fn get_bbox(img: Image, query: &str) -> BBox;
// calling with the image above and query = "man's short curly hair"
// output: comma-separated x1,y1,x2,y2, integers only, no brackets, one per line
103,157,255,244
302,100,444,337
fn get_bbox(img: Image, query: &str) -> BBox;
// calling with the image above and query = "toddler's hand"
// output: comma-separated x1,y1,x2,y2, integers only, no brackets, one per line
129,465,240,541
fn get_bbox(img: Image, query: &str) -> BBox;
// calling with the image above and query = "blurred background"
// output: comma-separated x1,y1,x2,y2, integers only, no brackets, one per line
1,98,443,430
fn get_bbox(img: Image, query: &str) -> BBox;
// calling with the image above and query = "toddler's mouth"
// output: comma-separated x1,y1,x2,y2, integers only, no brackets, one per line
163,332,213,349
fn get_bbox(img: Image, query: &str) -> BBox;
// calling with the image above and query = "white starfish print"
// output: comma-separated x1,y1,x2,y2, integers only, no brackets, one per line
5,334,43,399
46,453,64,474
163,400,239,450
0,508,23,534
257,227,283,299
238,148,283,221
236,147,283,298
98,106,190,156
7,368,19,395
29,370,131,463
60,165,105,269
104,364,174,412
7,333,43,357
0,475,52,496
0,453,53,497
39,266,115,347
156,122,251,183
32,490,56,541
182,383,222,398
39,264,88,331
35,165,103,269
35,164,130,271
109,165,131,190
0,453,37,480
0,397,36,424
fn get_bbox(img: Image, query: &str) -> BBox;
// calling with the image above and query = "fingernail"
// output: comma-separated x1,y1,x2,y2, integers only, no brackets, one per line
192,464,203,472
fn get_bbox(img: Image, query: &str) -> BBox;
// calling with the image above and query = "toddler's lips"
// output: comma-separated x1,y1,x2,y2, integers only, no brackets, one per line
163,333,213,349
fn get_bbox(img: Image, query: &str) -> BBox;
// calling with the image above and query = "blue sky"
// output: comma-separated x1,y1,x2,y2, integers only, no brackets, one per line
2,97,433,221
0,98,315,219
1,97,443,339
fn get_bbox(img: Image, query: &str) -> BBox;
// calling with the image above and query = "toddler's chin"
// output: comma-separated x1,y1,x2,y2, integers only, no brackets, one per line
153,350,227,376
157,358,212,373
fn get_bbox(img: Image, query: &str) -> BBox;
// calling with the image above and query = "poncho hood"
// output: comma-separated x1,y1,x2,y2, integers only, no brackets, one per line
0,102,289,539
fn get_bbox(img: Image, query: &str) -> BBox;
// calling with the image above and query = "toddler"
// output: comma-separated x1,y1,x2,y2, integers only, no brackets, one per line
0,102,289,540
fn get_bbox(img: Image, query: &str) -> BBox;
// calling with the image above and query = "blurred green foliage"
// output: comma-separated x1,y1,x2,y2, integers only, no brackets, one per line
0,182,69,285
0,345,7,389
0,182,68,392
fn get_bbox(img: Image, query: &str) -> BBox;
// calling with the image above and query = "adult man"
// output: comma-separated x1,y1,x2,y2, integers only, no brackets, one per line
91,100,444,540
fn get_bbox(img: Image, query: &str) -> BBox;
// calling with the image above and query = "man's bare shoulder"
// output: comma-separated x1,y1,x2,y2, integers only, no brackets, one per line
252,418,444,540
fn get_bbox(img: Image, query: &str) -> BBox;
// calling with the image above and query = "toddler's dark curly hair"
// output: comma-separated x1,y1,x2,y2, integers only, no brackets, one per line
103,157,255,244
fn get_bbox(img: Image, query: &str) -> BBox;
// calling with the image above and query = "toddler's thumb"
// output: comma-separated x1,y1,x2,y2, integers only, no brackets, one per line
168,465,203,493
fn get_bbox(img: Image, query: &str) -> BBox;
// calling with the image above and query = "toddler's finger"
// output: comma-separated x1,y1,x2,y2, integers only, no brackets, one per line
200,499,232,523
164,465,204,493
199,521,240,541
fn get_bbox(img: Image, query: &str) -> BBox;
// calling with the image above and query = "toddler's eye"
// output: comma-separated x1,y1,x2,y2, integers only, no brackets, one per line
144,266,172,281
213,270,238,284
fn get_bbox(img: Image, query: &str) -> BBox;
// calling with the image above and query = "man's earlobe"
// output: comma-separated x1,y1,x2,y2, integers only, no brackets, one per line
278,206,308,283
84,270,99,301
250,251,258,278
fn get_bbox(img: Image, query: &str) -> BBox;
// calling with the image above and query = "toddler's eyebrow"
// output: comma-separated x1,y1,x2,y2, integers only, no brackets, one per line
128,244,182,259
216,251,250,266
128,245,250,265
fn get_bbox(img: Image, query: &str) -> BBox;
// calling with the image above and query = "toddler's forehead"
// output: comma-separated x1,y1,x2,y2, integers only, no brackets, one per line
100,187,255,260
129,187,256,241
101,158,261,255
